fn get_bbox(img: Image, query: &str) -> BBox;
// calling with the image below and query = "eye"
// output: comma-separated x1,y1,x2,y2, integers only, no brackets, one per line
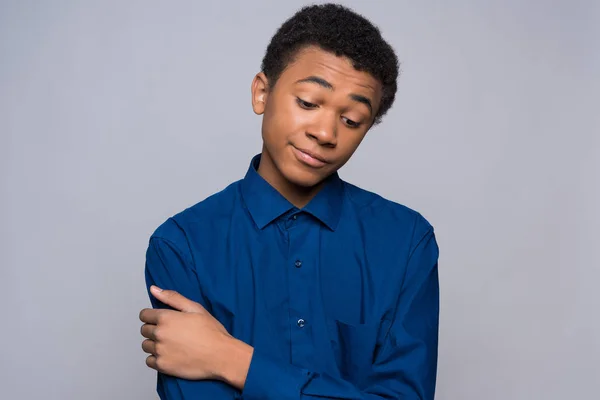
342,116,362,129
296,97,318,109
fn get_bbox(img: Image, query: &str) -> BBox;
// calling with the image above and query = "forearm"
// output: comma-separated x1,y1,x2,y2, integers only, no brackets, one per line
215,341,432,400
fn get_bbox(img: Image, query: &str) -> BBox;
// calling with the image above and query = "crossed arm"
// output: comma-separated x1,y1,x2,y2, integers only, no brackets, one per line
140,229,439,399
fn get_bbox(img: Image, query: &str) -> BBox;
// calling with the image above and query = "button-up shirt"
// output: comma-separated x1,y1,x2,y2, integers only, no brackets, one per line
145,154,440,399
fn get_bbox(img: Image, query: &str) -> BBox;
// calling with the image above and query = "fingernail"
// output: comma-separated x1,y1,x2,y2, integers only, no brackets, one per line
151,285,163,294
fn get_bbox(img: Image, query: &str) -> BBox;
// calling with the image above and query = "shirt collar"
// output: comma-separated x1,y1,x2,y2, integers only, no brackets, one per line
240,154,344,231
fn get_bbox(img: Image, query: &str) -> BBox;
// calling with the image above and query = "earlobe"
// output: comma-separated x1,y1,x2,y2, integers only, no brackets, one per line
251,72,269,115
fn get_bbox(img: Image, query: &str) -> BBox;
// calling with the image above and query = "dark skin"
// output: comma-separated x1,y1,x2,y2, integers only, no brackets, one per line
253,46,382,207
139,46,383,389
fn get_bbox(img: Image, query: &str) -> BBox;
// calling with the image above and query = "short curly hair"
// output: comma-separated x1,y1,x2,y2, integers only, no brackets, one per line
261,3,399,125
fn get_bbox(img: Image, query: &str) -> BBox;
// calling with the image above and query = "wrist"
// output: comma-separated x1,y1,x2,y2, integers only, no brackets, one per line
216,336,254,390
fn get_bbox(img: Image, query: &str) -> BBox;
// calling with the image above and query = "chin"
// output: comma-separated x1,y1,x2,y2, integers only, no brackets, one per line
282,164,327,188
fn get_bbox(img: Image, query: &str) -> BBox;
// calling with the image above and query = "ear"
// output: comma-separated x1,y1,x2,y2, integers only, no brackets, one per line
251,72,270,115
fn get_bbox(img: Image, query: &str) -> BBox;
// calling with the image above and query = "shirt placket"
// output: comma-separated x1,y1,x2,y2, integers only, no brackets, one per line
286,211,317,368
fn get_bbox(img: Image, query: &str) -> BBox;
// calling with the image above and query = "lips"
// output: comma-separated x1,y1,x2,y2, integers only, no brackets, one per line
292,146,328,168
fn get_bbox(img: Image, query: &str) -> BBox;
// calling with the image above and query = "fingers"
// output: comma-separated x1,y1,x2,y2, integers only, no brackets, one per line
141,339,156,355
146,355,157,370
140,323,158,340
141,327,159,372
150,287,206,314
139,308,162,325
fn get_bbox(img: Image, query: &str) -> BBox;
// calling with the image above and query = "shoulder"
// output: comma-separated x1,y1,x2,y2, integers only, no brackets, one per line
150,180,242,245
342,180,434,241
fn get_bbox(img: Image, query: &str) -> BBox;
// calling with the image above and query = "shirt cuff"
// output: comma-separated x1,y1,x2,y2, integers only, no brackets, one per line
241,351,311,400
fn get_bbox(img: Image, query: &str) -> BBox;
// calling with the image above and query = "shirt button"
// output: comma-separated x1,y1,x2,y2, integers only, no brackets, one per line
294,260,302,268
297,318,306,328
293,215,297,220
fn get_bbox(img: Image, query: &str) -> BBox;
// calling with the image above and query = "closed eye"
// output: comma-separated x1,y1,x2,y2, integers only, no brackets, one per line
296,97,318,109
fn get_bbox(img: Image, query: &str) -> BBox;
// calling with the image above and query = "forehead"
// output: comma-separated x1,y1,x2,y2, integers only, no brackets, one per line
277,46,382,98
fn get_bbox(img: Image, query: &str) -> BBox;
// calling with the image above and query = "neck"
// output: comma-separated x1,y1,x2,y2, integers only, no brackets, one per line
257,146,325,209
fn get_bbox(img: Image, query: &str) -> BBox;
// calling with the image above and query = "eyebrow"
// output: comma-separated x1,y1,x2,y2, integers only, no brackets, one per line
295,75,373,114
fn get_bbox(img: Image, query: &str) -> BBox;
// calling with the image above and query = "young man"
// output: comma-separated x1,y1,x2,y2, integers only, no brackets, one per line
139,4,439,399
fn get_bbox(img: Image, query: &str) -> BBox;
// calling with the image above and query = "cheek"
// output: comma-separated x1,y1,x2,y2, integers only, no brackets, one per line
338,126,367,146
263,96,304,141
336,131,367,159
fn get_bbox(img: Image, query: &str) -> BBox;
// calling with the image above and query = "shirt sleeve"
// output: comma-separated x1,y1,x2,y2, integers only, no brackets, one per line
242,225,440,400
144,233,241,400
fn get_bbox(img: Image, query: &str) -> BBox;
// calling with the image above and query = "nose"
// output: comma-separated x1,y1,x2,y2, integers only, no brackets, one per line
306,113,337,147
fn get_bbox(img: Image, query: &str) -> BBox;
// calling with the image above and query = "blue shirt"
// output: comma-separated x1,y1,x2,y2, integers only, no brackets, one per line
145,154,440,399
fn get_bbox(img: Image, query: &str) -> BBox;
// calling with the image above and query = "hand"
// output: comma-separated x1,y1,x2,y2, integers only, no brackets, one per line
139,285,252,385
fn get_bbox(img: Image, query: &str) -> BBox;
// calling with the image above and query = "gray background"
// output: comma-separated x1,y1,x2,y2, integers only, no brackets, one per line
1,0,598,399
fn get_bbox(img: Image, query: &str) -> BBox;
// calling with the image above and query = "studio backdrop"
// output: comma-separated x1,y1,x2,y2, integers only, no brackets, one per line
1,1,598,399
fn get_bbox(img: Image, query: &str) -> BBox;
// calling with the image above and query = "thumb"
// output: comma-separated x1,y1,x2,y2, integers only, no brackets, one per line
150,286,205,313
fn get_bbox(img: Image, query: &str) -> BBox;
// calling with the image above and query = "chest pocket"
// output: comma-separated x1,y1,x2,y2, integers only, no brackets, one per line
327,318,389,385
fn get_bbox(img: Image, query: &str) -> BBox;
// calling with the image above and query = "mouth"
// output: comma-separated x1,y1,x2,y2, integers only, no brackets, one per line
291,146,329,168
